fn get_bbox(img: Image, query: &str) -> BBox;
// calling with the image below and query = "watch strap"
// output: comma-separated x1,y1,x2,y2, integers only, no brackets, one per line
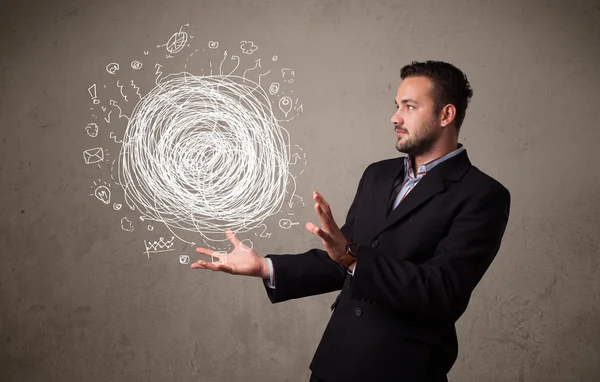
339,242,359,269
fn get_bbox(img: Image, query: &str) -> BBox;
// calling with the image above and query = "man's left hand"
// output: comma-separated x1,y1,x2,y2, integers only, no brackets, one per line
306,191,348,263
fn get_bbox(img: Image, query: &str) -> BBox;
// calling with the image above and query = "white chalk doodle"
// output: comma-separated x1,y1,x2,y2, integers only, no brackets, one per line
90,179,111,204
154,63,163,84
106,63,120,75
240,239,254,252
109,132,123,144
130,80,142,99
118,72,291,239
254,224,272,238
269,83,280,95
279,96,293,117
240,40,258,55
101,106,112,123
210,251,229,265
143,236,175,257
121,217,134,232
289,149,307,165
83,29,308,257
179,255,190,264
83,147,104,164
281,68,295,83
219,51,240,77
279,219,299,229
159,24,189,54
109,100,129,122
85,123,98,137
88,84,100,104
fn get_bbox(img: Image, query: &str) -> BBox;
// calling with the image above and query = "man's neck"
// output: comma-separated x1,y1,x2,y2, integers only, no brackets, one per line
411,142,460,174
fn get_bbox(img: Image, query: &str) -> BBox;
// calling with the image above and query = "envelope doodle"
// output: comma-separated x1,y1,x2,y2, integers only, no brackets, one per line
83,147,104,164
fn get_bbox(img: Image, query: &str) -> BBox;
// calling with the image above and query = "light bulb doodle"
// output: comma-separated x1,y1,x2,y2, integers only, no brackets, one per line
90,180,111,204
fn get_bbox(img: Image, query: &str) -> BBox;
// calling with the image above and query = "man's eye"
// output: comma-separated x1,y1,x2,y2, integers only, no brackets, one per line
407,105,415,110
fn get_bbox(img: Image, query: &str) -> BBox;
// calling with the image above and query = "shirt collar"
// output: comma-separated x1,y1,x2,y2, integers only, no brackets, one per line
404,143,465,178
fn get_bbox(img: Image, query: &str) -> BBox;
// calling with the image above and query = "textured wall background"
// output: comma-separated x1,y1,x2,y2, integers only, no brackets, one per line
1,0,599,381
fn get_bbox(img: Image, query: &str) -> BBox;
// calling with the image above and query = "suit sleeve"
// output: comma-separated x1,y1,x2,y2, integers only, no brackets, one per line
350,185,511,321
263,167,368,304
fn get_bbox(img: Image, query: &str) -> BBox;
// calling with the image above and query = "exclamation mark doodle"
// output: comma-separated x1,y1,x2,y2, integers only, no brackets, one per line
88,84,100,104
279,96,293,117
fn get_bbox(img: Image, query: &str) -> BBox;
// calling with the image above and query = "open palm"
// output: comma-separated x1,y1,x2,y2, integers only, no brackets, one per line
191,229,268,278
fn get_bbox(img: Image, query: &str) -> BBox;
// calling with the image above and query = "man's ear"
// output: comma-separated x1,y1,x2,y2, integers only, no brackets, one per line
440,104,456,127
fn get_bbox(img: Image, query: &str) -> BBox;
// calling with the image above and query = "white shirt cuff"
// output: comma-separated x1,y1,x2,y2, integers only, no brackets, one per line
264,258,275,289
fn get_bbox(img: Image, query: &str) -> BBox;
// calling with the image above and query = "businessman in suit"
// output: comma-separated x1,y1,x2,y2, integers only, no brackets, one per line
192,60,511,381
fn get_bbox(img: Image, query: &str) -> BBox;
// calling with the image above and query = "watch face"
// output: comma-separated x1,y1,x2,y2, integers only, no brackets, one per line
346,242,359,258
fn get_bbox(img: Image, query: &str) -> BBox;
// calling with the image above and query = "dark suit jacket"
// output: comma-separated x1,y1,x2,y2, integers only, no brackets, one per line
264,149,511,382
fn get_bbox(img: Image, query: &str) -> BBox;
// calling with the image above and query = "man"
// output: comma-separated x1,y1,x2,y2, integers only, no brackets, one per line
192,60,511,381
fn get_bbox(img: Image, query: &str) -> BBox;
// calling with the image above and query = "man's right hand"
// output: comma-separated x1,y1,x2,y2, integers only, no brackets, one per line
191,229,270,280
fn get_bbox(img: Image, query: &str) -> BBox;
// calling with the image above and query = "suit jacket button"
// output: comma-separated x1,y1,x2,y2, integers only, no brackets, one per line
371,239,379,248
354,307,363,316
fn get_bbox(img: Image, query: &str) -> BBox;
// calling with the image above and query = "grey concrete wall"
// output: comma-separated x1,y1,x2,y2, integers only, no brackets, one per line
1,0,599,381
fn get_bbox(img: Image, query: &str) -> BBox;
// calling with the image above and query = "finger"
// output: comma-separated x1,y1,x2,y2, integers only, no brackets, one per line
305,222,332,242
314,191,331,210
314,202,333,229
313,191,332,217
195,247,224,260
191,260,234,274
225,229,241,247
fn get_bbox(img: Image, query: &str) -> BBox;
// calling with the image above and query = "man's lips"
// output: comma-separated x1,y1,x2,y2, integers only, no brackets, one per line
395,128,408,135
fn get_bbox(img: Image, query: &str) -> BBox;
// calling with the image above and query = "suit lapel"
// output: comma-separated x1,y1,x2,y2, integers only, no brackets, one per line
372,149,472,237
369,158,405,228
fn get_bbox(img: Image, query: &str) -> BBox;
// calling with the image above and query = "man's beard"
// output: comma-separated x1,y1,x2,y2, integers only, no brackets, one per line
395,117,439,157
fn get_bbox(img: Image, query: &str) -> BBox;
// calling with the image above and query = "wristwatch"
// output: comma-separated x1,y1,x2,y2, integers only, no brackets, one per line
338,241,359,269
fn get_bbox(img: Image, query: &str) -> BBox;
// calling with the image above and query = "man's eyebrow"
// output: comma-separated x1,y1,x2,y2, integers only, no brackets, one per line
400,98,419,104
